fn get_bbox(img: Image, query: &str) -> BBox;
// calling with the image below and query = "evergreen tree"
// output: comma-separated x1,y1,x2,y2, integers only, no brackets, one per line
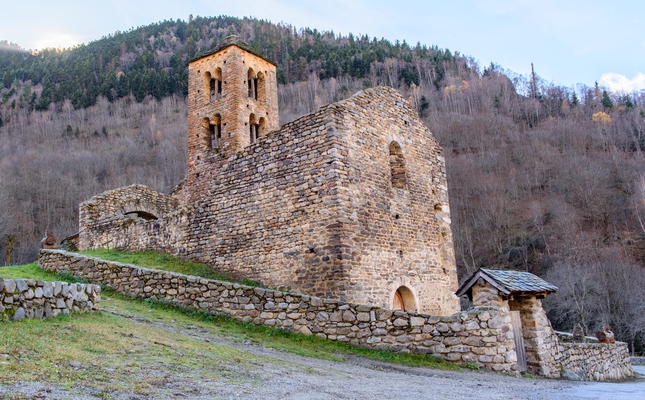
601,90,614,110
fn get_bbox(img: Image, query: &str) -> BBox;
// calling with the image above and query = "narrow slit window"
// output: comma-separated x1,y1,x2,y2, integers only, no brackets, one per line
210,78,216,101
209,68,223,102
253,78,258,100
389,141,407,189
209,123,216,147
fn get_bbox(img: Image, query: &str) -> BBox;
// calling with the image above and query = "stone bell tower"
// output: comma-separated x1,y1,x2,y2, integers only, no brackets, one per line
186,35,279,174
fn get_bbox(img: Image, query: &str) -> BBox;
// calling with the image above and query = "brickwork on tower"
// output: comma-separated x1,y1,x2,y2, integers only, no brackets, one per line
76,35,460,316
185,36,279,191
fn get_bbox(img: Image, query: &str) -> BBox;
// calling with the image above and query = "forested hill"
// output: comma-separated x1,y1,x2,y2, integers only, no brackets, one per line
0,15,454,110
2,16,645,350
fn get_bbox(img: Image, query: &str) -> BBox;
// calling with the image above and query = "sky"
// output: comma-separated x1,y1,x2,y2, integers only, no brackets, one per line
1,0,644,93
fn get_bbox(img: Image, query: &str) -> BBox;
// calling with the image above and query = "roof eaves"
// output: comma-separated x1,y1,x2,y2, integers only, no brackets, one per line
189,36,276,66
455,270,511,297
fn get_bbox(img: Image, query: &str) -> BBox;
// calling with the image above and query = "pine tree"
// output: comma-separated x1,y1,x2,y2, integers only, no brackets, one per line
601,90,614,110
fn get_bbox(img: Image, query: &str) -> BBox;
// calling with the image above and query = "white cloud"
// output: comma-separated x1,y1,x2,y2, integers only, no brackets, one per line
33,32,82,51
599,72,645,93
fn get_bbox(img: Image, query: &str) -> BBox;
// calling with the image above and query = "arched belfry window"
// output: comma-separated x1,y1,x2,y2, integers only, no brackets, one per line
256,71,266,101
202,72,211,104
249,114,259,144
211,68,222,101
248,68,258,100
258,117,267,137
201,118,212,149
389,141,407,189
204,69,222,103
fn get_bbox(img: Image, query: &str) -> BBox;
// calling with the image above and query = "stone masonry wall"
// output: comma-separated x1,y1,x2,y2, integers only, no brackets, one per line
78,82,460,314
0,277,100,321
508,296,560,377
177,106,350,300
556,341,633,381
175,87,459,314
39,249,518,373
78,184,187,254
336,87,459,314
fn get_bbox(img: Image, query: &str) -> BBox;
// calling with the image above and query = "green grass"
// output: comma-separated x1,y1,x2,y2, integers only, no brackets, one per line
0,299,261,394
0,263,85,283
0,262,461,383
133,294,460,370
79,249,264,287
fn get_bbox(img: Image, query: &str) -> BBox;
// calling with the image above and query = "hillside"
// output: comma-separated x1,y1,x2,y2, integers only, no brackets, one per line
0,16,453,110
1,16,645,349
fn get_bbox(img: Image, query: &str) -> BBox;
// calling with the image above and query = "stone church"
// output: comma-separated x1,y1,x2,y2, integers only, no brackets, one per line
76,35,460,315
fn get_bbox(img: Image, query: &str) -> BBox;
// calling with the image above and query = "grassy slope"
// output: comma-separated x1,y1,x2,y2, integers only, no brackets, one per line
80,249,264,287
0,260,460,394
0,263,59,281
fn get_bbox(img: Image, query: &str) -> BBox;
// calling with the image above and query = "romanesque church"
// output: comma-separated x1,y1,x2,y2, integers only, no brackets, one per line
76,35,460,315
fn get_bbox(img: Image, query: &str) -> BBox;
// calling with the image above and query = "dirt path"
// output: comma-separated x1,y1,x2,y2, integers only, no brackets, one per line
2,304,644,399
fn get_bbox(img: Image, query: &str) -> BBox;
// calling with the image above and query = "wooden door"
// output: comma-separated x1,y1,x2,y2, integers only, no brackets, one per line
511,310,527,372
393,290,404,311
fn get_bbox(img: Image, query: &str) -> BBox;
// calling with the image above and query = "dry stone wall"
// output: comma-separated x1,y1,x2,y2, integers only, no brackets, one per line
556,341,633,381
39,249,517,372
0,277,100,321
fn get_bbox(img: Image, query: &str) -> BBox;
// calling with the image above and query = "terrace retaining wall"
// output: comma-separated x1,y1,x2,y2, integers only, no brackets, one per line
39,249,517,372
0,276,100,321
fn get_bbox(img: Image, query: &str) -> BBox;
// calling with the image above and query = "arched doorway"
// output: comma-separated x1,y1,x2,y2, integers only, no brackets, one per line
392,286,417,311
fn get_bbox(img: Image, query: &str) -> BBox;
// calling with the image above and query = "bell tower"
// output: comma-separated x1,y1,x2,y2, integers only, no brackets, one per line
186,35,279,174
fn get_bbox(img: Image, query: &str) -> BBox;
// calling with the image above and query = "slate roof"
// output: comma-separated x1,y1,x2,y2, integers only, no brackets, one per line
189,35,277,66
455,268,558,298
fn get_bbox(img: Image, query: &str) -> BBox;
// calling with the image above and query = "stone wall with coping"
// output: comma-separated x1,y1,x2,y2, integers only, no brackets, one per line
39,249,517,372
0,277,100,321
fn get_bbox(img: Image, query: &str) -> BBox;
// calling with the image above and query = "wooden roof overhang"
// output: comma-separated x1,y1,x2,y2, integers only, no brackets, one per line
456,268,557,301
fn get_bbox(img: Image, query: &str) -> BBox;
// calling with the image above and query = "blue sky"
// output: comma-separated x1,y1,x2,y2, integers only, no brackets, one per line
1,0,644,92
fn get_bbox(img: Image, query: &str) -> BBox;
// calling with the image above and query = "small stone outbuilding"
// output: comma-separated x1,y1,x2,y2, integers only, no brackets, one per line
457,268,633,380
457,268,558,375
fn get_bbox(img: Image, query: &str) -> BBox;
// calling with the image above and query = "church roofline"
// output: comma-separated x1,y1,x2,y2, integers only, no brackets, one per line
189,35,277,66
